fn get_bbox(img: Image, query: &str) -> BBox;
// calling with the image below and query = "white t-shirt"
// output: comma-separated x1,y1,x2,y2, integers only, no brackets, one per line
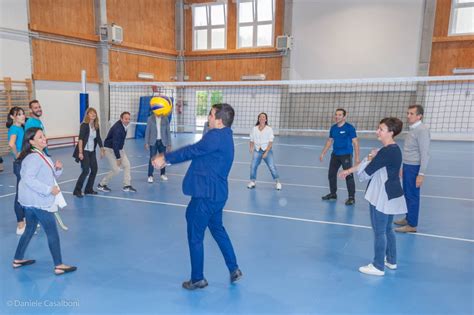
155,116,162,140
250,125,274,151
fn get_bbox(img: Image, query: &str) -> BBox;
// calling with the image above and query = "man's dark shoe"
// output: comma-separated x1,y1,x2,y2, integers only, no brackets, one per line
230,268,243,283
345,197,355,206
322,193,337,201
73,190,83,198
123,185,137,192
97,184,111,192
84,190,98,195
182,279,208,290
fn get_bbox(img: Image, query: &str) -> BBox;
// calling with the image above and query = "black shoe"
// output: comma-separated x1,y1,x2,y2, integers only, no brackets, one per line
182,279,208,290
84,190,98,195
97,184,111,192
345,197,355,206
73,190,83,198
322,193,337,201
230,268,243,283
123,185,137,192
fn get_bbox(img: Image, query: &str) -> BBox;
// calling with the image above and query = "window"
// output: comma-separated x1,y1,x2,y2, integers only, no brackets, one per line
237,0,275,48
449,0,474,35
196,91,223,129
193,3,227,50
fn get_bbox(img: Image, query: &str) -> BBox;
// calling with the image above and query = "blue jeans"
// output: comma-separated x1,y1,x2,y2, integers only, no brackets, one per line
186,197,239,282
403,164,421,227
13,160,25,222
250,149,279,181
369,204,396,271
148,140,166,177
14,207,63,266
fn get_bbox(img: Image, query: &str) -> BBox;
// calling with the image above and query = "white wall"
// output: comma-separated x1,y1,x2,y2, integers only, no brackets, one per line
290,0,424,80
0,0,32,80
35,81,101,137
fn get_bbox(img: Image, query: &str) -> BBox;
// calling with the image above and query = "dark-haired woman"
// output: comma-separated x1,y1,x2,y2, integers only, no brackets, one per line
7,107,26,235
72,107,105,197
247,112,281,190
13,127,76,275
339,117,407,276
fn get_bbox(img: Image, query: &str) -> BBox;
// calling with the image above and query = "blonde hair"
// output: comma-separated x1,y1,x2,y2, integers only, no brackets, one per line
83,107,99,130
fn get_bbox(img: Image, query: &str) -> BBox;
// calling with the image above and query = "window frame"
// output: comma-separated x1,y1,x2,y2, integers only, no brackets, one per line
237,0,276,49
448,0,474,36
192,3,228,51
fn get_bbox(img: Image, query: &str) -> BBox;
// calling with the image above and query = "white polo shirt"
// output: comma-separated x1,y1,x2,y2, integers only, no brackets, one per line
250,125,274,151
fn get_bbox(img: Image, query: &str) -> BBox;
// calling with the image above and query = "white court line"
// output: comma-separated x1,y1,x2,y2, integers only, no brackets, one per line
60,191,474,243
272,142,474,153
132,169,474,202
233,161,474,180
0,163,149,199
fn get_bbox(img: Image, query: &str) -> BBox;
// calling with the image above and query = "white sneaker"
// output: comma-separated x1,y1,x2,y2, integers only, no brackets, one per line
384,258,397,270
16,226,25,235
247,181,256,189
359,263,384,276
275,182,282,190
147,176,154,183
160,175,168,181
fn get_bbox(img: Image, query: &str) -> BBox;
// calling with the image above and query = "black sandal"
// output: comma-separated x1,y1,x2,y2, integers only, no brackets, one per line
54,266,77,275
13,259,36,268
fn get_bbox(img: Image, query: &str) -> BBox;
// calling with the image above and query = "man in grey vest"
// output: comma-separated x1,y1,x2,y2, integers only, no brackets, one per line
395,104,430,233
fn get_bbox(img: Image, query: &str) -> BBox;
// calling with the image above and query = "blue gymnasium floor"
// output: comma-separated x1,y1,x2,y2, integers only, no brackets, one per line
0,134,473,315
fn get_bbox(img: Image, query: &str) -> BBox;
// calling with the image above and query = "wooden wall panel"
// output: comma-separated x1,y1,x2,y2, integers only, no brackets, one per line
32,39,99,82
107,0,176,53
29,0,97,41
430,42,474,76
185,57,282,81
433,0,451,38
109,51,176,82
430,0,474,75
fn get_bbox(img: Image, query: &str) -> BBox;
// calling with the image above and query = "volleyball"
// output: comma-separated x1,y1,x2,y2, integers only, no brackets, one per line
150,96,172,116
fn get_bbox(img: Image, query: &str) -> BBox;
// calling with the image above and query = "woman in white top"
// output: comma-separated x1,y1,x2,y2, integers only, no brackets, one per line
339,117,407,276
247,113,281,190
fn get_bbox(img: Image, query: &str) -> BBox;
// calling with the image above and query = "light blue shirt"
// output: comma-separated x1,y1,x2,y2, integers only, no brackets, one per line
18,152,62,209
7,125,24,158
24,117,44,132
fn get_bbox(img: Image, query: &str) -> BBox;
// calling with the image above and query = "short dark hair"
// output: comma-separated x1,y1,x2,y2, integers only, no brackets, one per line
255,112,268,126
379,117,403,138
212,103,234,127
29,100,39,108
408,104,424,116
335,108,346,116
120,111,131,119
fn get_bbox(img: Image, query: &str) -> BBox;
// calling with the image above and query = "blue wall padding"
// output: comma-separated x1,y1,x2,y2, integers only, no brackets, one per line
135,96,174,139
80,93,89,122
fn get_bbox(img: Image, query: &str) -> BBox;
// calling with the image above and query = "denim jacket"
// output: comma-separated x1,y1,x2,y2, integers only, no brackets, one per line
18,152,63,209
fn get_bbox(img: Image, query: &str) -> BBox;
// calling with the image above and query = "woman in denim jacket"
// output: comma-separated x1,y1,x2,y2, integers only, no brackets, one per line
12,127,77,275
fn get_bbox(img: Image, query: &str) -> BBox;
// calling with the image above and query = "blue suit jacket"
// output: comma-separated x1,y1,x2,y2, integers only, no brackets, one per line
165,127,234,202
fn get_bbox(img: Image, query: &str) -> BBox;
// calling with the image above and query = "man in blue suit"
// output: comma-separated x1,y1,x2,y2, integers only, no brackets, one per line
152,103,242,290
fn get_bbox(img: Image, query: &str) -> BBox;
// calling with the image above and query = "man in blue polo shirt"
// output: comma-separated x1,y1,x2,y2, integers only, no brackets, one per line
319,108,360,205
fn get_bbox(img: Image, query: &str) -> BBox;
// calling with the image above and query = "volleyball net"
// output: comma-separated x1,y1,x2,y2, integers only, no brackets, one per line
109,75,474,140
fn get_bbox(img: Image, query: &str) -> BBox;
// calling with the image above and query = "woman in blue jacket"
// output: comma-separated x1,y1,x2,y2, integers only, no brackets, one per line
12,127,77,275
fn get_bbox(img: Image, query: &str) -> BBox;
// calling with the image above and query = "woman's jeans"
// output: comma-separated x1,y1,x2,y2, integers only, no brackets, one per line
13,160,25,222
250,149,279,181
14,207,62,266
369,204,396,271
